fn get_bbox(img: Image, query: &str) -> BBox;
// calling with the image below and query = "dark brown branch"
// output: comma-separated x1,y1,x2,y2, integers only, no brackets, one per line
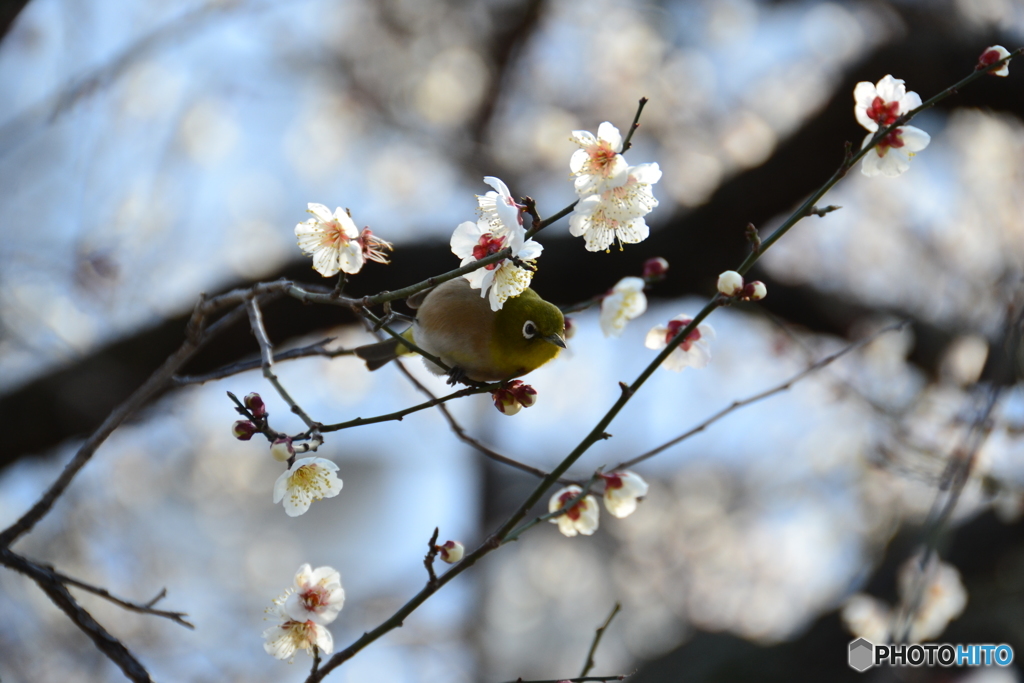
1,547,154,682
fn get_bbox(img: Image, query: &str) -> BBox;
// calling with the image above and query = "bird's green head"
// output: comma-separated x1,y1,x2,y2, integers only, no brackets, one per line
491,288,566,379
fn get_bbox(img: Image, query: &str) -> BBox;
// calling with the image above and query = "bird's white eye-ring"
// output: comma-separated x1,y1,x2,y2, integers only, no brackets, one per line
523,321,537,339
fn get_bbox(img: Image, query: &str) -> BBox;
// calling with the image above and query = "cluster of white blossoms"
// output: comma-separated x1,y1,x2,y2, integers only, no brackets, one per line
568,122,662,252
450,177,543,311
842,556,967,643
264,564,346,661
548,471,649,537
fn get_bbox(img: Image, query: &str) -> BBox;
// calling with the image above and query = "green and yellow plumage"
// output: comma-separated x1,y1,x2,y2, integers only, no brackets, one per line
355,278,565,383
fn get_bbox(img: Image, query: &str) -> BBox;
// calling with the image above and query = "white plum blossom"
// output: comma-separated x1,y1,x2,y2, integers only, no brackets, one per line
853,75,922,132
273,457,343,517
979,45,1011,76
860,126,930,177
645,315,715,371
569,163,661,252
283,564,345,625
295,203,364,277
569,122,629,196
451,178,542,311
262,605,334,661
601,471,649,518
852,75,930,177
599,276,647,338
548,485,599,537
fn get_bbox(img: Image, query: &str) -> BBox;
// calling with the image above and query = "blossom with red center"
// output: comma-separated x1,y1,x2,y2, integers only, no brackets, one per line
860,125,930,178
977,45,1011,77
644,314,715,371
491,380,538,416
450,177,543,311
853,75,922,133
601,471,650,518
569,122,630,196
294,203,365,277
548,485,599,537
283,564,345,625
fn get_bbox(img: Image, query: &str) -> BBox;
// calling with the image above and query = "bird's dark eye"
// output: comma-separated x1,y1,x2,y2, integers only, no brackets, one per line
523,321,537,339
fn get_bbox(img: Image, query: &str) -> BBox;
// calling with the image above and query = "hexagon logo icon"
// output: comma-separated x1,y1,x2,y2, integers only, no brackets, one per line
848,638,874,672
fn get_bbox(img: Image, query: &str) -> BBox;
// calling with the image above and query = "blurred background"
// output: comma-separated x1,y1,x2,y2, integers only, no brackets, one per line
1,0,1024,681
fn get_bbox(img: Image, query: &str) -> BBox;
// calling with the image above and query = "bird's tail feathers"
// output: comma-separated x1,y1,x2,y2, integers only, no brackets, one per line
354,329,415,371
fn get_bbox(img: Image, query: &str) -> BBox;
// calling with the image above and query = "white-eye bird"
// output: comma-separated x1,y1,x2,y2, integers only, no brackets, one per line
355,278,566,384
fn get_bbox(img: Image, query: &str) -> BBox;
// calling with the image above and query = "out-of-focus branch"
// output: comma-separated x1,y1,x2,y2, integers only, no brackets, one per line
580,602,621,678
613,320,909,471
392,358,563,481
172,337,354,385
1,547,154,683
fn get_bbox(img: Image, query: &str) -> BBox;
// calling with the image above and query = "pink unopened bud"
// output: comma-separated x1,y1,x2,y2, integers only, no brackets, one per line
233,420,257,441
270,437,295,462
977,45,1011,76
491,380,538,416
438,540,464,564
244,392,267,419
642,257,669,282
745,281,767,301
509,380,538,408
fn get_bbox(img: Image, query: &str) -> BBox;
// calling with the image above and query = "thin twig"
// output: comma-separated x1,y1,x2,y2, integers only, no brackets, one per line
55,569,194,629
245,297,319,431
620,96,649,152
424,527,440,587
580,603,621,678
172,337,355,385
316,384,492,433
613,320,909,471
391,359,564,481
892,384,1001,643
1,547,154,682
502,677,628,683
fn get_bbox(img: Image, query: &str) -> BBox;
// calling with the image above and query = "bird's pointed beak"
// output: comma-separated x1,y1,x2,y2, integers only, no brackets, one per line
544,333,567,349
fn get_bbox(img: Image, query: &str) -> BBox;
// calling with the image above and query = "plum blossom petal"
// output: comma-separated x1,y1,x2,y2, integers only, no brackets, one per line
645,315,716,371
479,176,523,232
599,277,647,338
295,203,364,277
273,457,343,517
